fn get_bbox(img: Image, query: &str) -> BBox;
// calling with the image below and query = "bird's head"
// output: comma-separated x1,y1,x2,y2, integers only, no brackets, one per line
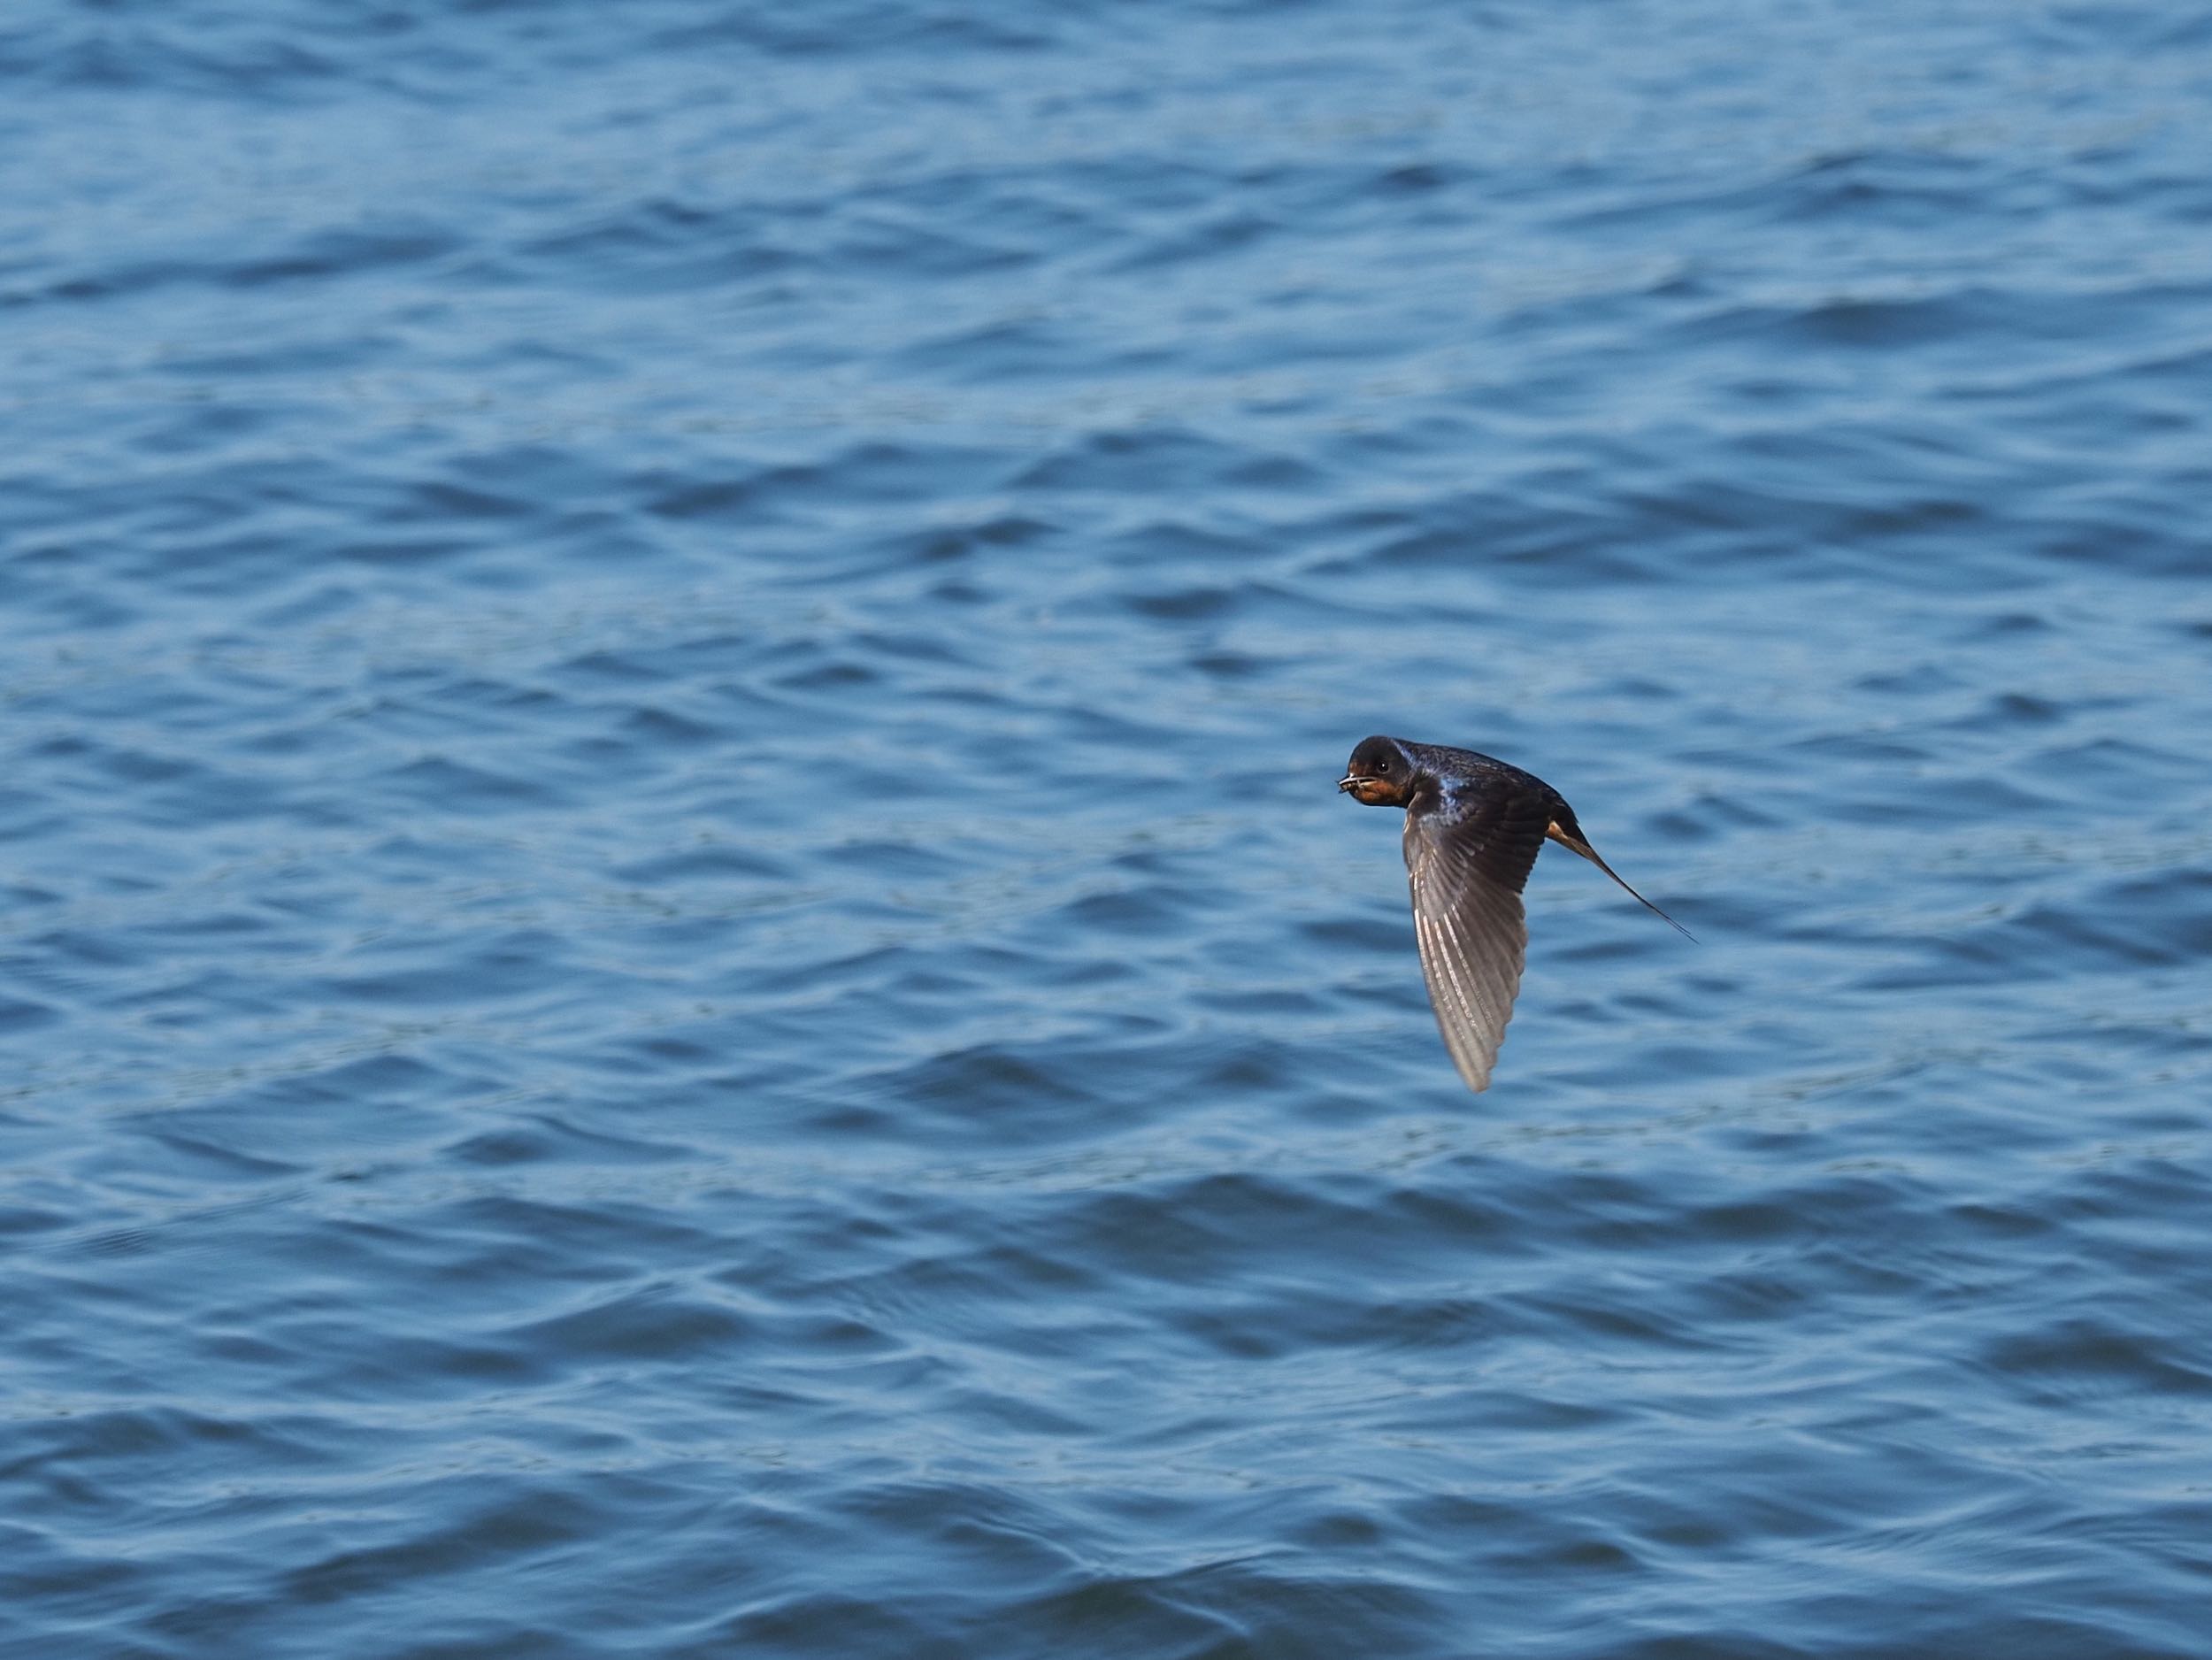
1338,734,1418,807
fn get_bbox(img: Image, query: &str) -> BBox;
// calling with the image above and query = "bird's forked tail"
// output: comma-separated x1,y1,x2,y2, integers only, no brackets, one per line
1545,817,1695,941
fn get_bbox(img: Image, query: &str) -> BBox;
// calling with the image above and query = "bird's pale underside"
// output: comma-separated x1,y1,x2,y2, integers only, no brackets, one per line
1340,734,1689,1093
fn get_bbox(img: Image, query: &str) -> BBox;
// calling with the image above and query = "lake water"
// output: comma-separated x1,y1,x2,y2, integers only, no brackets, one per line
5,3,2212,1656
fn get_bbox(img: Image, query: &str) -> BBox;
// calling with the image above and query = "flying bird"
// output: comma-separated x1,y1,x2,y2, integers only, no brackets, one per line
1339,735,1690,1093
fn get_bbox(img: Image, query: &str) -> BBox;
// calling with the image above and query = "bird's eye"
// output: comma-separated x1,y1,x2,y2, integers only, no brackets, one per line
1376,757,1390,772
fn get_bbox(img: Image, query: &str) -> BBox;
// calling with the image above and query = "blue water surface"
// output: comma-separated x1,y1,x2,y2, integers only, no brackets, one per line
5,3,2212,1656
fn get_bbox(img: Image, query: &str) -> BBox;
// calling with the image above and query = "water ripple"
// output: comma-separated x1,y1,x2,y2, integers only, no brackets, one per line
4,1,2212,1656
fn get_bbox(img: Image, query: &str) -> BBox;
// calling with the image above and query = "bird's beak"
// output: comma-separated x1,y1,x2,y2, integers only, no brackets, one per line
1338,774,1364,794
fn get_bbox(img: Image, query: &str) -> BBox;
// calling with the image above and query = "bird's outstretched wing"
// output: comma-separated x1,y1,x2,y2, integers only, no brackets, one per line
1402,782,1554,1093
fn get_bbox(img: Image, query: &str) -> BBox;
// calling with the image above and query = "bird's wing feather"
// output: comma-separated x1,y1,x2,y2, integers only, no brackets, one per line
1402,782,1552,1093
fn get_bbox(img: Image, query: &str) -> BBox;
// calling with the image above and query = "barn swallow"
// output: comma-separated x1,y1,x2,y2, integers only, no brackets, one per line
1340,735,1690,1093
